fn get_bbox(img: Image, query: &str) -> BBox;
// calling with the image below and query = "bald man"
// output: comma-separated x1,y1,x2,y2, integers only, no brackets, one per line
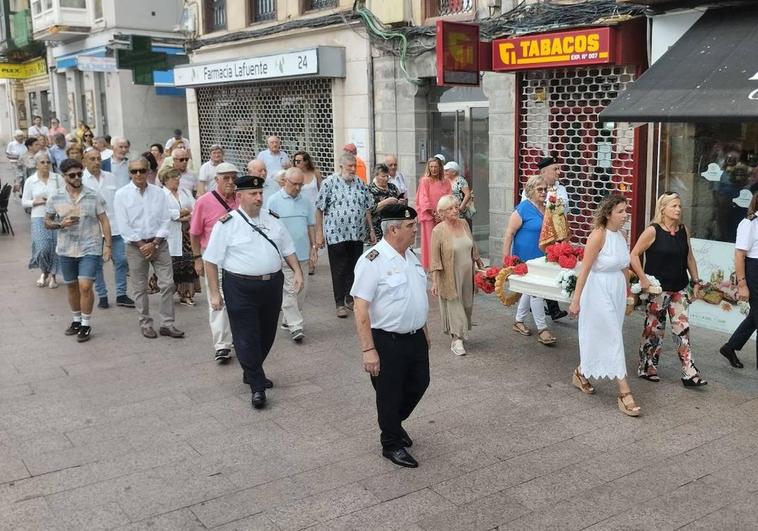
248,159,277,206
256,136,289,176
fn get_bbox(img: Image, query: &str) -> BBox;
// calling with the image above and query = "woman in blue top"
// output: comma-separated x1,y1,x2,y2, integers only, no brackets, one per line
502,175,556,345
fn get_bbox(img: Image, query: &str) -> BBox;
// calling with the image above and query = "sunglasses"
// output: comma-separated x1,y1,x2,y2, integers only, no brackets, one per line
83,134,93,138
174,157,189,162
38,160,51,164
294,159,304,163
65,171,83,178
536,187,548,192
129,168,148,175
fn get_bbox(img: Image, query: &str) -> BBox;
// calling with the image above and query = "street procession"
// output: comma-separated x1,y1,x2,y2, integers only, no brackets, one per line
1,0,758,529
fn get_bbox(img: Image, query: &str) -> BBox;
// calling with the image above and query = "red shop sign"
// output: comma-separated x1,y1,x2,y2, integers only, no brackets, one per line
436,20,480,86
492,27,616,71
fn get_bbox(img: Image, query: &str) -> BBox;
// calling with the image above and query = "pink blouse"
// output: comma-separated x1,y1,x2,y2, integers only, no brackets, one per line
416,177,451,222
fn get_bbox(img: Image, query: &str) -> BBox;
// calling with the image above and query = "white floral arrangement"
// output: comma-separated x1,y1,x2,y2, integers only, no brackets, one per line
630,274,662,300
556,269,578,299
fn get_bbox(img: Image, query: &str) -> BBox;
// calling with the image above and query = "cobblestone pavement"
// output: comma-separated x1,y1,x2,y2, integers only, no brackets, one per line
2,198,758,530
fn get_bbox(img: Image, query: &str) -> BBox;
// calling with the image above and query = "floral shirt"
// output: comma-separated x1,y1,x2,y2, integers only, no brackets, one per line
315,174,373,245
368,182,400,240
451,176,473,219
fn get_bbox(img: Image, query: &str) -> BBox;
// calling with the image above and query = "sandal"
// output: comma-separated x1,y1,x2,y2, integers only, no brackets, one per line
682,374,708,387
638,369,660,382
617,392,641,417
512,322,532,336
572,368,595,394
537,329,556,345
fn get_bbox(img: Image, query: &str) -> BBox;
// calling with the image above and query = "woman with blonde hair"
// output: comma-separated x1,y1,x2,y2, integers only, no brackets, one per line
630,192,707,387
503,175,557,345
719,191,758,369
569,195,640,416
416,155,450,269
431,194,483,356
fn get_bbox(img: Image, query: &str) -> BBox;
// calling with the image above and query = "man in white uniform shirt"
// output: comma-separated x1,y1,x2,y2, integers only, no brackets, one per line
196,144,224,195
114,157,184,340
203,175,304,409
82,148,134,310
351,204,430,468
256,135,289,176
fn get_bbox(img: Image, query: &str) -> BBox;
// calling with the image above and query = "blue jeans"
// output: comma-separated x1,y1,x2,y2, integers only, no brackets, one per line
95,235,128,298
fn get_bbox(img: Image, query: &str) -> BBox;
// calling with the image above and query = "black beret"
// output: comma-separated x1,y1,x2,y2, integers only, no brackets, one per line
537,156,559,170
235,175,265,190
381,204,417,221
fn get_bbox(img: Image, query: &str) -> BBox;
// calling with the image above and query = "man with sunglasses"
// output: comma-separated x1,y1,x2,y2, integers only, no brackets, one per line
114,158,184,339
45,158,112,342
171,148,196,195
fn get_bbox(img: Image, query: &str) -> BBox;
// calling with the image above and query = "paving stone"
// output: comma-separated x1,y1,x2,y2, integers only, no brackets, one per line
415,490,529,531
264,484,380,529
116,508,206,530
0,497,58,531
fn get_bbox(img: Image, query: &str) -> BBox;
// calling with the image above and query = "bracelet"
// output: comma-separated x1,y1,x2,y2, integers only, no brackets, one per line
362,347,376,353
193,255,203,259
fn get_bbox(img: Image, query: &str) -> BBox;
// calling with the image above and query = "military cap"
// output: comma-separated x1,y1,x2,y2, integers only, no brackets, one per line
234,175,265,190
381,204,417,221
537,156,560,170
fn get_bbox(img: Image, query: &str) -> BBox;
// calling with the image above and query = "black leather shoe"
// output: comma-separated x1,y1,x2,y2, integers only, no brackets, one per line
382,448,418,468
549,309,568,321
719,345,744,369
214,349,232,362
251,391,266,409
400,428,413,448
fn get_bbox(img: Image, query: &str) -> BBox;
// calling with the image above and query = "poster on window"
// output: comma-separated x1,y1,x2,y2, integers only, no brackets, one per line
689,237,753,339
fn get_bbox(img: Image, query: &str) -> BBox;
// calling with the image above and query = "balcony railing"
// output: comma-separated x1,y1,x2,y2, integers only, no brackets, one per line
204,0,226,32
304,0,337,11
31,0,91,41
432,0,474,17
252,0,276,22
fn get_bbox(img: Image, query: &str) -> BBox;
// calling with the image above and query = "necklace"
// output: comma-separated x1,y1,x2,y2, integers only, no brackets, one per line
661,221,678,236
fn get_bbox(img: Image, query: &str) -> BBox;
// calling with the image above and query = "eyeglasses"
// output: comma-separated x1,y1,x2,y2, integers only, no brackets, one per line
83,134,93,138
286,180,304,187
65,171,83,178
293,159,304,163
535,187,548,192
38,160,51,164
129,168,148,175
174,157,189,162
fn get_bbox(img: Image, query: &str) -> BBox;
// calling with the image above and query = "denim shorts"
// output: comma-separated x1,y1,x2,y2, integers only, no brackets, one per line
59,255,100,284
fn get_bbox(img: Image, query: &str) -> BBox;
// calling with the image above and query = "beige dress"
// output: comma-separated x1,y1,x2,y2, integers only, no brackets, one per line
438,233,474,338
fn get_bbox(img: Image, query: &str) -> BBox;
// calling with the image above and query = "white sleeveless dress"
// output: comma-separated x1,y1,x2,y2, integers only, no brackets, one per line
578,229,630,380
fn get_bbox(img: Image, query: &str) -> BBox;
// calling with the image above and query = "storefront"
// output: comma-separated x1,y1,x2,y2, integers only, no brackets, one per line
492,22,647,243
601,6,758,334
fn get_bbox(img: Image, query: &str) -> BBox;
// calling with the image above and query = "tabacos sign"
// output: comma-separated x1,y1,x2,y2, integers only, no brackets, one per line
492,28,616,71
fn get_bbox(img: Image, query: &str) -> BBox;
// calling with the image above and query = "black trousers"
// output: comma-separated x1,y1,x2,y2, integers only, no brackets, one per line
327,240,364,307
545,299,561,315
370,328,430,451
222,270,284,392
726,257,758,368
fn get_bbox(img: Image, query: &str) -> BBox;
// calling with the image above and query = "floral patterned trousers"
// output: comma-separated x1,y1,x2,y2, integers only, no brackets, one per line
638,290,698,379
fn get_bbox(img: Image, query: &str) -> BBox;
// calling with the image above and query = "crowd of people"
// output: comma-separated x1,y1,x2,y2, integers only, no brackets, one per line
10,118,758,468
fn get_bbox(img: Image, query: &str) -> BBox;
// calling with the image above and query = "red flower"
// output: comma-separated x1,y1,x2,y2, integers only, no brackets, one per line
558,254,578,270
503,255,522,267
548,195,557,203
481,283,495,294
513,263,528,275
486,266,500,278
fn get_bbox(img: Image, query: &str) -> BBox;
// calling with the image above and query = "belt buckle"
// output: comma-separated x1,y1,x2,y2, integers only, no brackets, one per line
261,274,271,281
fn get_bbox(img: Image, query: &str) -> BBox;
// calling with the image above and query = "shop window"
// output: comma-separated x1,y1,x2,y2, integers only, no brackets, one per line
302,0,337,11
60,0,86,8
204,0,226,33
250,0,276,22
657,123,758,244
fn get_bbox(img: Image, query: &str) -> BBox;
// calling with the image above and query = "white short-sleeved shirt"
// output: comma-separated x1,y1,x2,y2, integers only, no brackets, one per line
350,238,428,333
198,160,221,192
735,217,758,258
203,208,296,276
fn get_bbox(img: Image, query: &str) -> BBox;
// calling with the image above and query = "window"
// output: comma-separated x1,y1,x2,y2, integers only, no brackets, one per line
251,0,276,22
60,0,86,8
204,0,226,33
93,0,103,20
303,0,337,11
428,0,474,17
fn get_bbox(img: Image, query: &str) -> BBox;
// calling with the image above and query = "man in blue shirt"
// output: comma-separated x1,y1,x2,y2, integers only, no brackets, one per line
49,133,67,171
267,167,317,342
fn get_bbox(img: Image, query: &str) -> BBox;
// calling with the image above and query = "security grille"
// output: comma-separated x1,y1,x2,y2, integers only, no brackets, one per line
196,78,335,175
518,65,637,243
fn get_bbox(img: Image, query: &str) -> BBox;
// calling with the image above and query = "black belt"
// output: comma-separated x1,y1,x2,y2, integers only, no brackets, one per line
223,270,281,281
372,328,423,339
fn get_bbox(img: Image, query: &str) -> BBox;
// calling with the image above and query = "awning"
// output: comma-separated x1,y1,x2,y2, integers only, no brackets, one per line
599,7,758,123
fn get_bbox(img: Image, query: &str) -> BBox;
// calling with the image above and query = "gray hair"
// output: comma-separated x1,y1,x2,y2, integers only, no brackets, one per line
284,167,303,180
436,194,458,213
524,174,546,199
339,152,356,166
128,157,150,169
33,150,51,163
111,136,129,147
380,219,403,235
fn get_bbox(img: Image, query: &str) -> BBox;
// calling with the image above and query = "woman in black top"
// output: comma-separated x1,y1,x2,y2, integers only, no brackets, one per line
630,192,707,387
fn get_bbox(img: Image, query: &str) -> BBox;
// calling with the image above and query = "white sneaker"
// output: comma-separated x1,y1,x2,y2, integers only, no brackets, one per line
36,273,47,287
48,277,58,289
451,339,466,356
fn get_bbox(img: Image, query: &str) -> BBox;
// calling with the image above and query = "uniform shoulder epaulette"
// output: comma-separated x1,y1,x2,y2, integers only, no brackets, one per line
366,249,379,261
268,209,280,219
219,214,232,223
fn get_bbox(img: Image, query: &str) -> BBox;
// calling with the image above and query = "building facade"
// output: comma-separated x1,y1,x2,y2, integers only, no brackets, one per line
32,0,187,151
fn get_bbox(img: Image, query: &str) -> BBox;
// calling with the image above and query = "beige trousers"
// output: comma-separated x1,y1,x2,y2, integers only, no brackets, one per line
281,260,309,330
204,269,233,350
126,241,175,328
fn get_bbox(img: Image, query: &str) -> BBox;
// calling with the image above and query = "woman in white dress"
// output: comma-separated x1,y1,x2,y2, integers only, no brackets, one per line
568,195,640,417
